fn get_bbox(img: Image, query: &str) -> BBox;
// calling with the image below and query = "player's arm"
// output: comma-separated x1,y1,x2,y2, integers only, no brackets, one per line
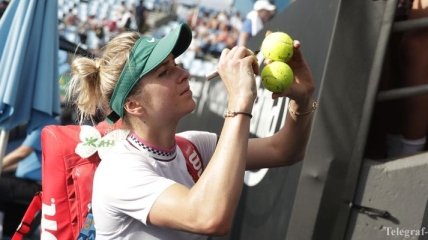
1,145,34,172
246,39,316,169
148,46,258,236
246,99,315,170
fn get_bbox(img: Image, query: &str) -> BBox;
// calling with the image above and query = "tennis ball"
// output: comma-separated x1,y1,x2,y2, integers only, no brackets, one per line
261,61,294,93
261,32,293,62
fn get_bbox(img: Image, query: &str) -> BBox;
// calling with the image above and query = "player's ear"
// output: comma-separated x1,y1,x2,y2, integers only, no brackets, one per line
124,99,145,118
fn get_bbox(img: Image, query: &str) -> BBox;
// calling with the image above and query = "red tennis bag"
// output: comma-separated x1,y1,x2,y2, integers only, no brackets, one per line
12,122,204,240
39,124,102,239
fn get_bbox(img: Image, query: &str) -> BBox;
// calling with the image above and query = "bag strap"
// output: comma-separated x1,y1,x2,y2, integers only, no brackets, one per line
175,135,204,183
12,192,42,240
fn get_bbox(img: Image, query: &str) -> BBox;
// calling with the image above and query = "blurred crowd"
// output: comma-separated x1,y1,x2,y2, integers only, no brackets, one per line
58,0,245,61
184,9,243,59
59,0,158,56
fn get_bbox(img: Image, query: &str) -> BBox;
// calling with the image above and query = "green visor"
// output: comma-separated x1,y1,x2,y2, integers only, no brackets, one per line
107,23,192,122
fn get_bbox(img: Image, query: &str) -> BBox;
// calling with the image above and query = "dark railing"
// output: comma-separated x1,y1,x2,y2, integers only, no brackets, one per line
376,16,428,102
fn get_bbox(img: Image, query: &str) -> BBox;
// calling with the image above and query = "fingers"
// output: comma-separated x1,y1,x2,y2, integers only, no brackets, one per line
264,58,273,64
249,54,260,75
217,46,258,108
218,48,229,68
230,46,255,59
264,39,312,100
220,46,257,62
293,39,301,49
235,47,259,75
219,48,231,64
219,46,258,74
288,40,306,68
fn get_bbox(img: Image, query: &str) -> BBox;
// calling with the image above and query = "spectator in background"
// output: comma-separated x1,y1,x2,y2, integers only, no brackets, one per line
238,0,276,46
230,11,243,32
0,117,58,237
103,17,118,35
135,0,149,33
118,9,136,32
0,0,8,19
226,26,240,49
388,0,428,157
113,0,127,19
64,8,80,26
369,0,428,159
217,10,228,23
208,22,233,57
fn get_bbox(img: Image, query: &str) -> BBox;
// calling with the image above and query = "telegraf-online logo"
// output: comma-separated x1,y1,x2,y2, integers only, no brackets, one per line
385,227,427,238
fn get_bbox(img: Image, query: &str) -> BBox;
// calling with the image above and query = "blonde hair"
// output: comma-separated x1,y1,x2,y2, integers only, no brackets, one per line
67,32,140,123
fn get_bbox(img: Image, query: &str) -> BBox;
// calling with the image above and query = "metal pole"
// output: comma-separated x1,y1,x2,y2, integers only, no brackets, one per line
376,84,428,102
392,16,428,33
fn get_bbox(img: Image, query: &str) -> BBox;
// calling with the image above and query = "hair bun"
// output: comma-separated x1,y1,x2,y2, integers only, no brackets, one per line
95,59,101,72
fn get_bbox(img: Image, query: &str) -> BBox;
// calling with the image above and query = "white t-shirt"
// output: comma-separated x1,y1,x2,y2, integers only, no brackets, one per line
92,130,217,240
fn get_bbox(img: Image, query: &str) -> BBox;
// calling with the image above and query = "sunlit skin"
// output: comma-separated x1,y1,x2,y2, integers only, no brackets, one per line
133,55,196,123
123,55,196,149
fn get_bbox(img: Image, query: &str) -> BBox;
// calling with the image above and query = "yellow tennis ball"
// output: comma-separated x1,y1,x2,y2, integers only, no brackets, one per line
261,61,294,93
261,32,293,62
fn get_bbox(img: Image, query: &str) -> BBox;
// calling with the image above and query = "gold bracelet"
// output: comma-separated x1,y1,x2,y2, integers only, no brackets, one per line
288,100,318,116
224,110,253,119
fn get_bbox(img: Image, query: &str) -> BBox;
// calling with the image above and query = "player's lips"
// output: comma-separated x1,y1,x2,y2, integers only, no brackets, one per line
180,87,191,96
